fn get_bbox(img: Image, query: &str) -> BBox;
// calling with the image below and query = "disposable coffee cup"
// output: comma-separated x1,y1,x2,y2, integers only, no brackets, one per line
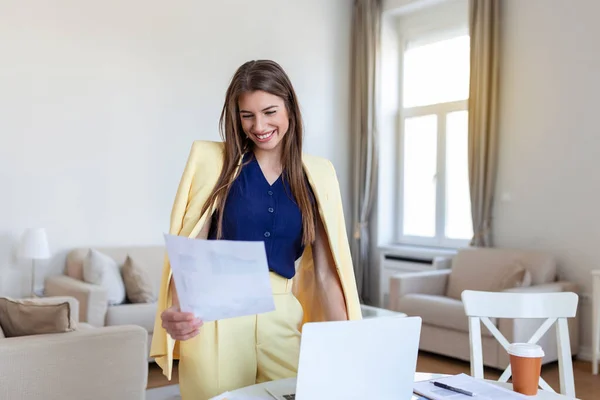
507,343,545,396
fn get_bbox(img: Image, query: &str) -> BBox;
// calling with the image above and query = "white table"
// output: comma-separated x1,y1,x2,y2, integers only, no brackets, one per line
224,373,574,399
592,270,600,374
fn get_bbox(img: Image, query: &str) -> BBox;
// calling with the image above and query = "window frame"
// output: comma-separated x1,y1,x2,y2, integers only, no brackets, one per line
395,27,472,249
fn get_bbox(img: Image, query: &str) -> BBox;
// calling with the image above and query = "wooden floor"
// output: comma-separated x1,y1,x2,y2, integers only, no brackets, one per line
148,352,600,399
148,361,179,389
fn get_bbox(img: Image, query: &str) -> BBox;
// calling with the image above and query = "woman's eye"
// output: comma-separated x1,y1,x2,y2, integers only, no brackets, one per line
241,114,253,119
265,111,276,116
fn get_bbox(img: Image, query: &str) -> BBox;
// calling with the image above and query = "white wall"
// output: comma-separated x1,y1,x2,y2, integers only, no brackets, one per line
495,0,600,357
0,0,353,296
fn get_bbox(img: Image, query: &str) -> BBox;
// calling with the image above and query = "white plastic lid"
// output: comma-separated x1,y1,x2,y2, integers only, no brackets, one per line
507,343,545,358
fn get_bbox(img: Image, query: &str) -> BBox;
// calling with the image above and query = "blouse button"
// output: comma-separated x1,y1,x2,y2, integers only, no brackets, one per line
268,207,274,213
268,190,273,196
264,232,271,238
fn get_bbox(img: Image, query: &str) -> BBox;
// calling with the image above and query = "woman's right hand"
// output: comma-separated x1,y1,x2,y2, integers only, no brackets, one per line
161,306,204,341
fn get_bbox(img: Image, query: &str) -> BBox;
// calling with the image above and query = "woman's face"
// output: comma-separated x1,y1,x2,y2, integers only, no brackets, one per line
238,90,290,154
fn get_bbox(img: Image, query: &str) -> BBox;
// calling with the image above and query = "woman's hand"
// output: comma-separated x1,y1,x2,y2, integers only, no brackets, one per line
161,306,204,340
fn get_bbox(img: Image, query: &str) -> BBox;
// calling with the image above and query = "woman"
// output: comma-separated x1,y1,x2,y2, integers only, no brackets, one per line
151,60,361,400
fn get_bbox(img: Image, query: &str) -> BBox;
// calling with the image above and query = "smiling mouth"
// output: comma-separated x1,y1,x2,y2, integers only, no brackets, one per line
254,130,275,142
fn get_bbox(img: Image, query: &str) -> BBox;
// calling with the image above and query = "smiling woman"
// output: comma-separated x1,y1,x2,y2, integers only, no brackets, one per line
150,60,362,400
206,60,315,246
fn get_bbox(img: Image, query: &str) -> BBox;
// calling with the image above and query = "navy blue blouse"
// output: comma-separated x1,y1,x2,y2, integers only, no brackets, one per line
207,153,309,279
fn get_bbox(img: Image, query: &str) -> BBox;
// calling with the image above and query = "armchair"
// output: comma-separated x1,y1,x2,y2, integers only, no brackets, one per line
0,296,148,400
44,246,164,360
388,247,580,369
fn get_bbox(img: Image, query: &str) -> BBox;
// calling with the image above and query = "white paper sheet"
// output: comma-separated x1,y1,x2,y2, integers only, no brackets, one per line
164,234,275,322
413,374,529,400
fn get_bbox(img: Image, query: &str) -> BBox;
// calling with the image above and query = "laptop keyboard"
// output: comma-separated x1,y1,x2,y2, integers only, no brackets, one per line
283,395,295,400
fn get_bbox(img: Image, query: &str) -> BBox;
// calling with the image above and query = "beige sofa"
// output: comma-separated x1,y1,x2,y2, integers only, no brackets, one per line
389,247,580,370
44,246,165,359
0,296,148,400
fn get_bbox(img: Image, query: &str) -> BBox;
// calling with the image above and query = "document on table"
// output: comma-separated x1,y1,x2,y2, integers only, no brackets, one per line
413,374,529,400
163,234,275,322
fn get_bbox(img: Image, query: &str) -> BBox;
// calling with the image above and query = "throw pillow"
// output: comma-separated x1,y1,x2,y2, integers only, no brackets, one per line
65,248,87,281
516,269,533,288
121,255,156,303
446,250,528,300
0,297,76,337
82,249,126,305
496,261,528,291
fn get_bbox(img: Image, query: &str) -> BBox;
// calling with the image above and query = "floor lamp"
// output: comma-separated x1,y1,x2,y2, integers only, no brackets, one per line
19,228,50,297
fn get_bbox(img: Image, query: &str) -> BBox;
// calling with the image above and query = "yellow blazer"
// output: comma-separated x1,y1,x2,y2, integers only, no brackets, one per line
150,140,362,379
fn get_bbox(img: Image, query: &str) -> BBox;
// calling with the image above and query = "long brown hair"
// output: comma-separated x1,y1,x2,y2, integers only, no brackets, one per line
199,60,316,245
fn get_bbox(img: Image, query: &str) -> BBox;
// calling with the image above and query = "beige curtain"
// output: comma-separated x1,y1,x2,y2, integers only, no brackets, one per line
468,0,500,247
350,0,381,303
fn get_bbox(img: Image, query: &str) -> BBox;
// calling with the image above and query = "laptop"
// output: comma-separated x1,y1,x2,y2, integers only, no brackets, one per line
265,315,422,400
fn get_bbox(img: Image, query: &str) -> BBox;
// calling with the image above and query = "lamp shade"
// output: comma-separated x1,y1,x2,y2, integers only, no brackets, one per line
19,228,51,259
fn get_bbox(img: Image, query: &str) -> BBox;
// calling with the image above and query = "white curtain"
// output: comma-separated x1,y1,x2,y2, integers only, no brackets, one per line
468,0,501,247
350,0,381,302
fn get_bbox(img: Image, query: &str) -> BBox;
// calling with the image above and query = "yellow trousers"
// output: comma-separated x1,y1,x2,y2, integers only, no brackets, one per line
178,272,303,400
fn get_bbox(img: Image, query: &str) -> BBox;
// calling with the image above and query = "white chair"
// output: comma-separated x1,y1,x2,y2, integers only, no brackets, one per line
461,290,578,398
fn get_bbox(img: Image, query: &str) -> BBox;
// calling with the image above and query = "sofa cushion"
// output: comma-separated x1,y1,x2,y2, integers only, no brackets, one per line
446,249,528,300
0,297,77,337
82,249,126,305
78,322,95,330
65,248,88,281
105,303,157,333
122,255,156,303
514,251,557,285
396,294,495,337
65,246,165,298
0,323,5,338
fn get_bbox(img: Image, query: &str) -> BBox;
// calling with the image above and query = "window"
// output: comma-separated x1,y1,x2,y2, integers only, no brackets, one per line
397,33,473,247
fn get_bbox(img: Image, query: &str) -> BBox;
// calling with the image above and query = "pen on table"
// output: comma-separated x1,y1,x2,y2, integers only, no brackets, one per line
432,381,475,397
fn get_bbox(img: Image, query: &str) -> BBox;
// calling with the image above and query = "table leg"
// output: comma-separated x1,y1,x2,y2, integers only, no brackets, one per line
593,276,599,375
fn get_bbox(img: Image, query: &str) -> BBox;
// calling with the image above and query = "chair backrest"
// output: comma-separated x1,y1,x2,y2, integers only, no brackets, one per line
461,290,578,397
